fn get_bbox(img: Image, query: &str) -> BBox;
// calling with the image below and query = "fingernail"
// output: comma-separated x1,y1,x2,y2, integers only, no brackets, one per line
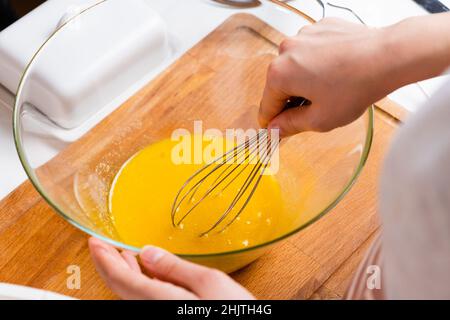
140,246,165,264
89,238,112,255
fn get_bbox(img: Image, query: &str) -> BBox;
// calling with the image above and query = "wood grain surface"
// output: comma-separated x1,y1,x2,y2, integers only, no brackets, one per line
0,14,403,300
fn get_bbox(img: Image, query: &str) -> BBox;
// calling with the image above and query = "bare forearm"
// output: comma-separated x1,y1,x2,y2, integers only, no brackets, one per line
380,12,450,91
259,15,450,136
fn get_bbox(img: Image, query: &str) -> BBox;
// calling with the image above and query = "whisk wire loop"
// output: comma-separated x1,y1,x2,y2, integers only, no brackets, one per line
171,129,280,236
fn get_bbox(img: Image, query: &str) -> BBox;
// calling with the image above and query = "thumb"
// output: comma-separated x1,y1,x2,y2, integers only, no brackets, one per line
268,104,320,137
139,246,253,299
140,246,222,293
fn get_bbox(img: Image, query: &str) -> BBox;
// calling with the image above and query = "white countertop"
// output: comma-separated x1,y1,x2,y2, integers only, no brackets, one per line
0,0,449,200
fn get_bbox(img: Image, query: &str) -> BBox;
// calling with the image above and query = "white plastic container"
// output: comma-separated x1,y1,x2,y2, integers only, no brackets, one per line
0,0,170,129
0,283,73,300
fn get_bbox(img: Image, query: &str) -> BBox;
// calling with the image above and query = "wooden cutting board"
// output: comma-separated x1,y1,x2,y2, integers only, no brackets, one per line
0,14,405,300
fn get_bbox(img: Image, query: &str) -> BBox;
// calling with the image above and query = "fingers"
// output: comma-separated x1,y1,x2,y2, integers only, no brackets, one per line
297,24,319,36
268,104,331,137
259,86,289,128
262,17,373,137
89,238,197,300
89,238,132,275
121,251,142,273
89,238,253,300
259,60,291,128
139,246,219,292
279,37,297,54
140,246,254,300
297,18,355,36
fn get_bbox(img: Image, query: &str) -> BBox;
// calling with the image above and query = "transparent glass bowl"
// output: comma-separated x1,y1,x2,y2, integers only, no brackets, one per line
13,0,373,272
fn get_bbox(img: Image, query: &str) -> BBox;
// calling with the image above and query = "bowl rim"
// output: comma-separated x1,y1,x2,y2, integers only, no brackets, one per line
12,1,375,259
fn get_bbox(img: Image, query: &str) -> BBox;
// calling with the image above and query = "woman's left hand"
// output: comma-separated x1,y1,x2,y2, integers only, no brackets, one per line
89,237,255,300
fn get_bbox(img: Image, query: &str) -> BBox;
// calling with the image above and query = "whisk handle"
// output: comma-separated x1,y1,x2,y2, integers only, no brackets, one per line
284,97,310,109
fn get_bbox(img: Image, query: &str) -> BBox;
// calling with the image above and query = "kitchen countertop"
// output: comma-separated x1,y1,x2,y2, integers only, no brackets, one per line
0,0,448,200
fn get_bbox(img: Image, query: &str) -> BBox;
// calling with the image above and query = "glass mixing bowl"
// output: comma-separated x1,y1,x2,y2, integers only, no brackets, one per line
13,0,373,273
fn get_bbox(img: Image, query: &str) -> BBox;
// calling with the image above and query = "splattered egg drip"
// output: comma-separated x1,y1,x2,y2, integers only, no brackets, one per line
109,136,286,254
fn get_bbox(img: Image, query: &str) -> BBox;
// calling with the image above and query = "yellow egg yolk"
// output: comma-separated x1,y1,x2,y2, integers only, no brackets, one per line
109,136,287,254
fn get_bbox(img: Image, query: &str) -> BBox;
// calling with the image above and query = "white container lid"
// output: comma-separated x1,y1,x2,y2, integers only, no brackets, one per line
0,0,170,129
0,283,74,300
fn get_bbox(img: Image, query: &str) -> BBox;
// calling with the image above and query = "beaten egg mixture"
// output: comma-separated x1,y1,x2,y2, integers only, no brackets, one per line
109,136,287,254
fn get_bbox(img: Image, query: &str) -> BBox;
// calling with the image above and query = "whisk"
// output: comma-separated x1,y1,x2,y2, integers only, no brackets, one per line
171,97,308,236
171,0,370,236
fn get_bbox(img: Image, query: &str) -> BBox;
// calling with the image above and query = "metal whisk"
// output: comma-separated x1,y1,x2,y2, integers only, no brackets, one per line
170,130,279,237
170,0,370,236
171,98,308,236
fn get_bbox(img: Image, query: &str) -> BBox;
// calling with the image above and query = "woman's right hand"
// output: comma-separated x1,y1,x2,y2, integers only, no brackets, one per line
259,15,450,137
